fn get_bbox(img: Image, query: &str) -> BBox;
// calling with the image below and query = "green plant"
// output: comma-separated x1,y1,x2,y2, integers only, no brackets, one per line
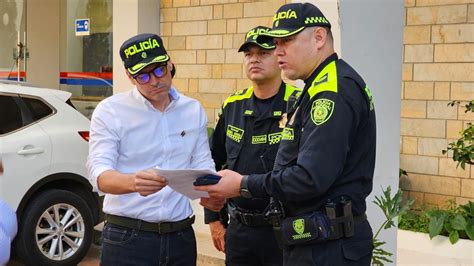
443,100,474,169
398,209,429,234
372,186,413,265
426,200,474,244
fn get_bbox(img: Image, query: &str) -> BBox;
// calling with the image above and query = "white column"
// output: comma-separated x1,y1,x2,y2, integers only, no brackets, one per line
338,1,404,264
113,0,160,94
26,0,60,89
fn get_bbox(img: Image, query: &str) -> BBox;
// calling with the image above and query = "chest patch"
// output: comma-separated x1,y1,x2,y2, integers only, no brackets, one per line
281,127,294,141
226,125,244,143
311,98,334,125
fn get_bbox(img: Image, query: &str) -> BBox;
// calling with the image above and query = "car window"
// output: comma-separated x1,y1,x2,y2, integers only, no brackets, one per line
0,95,23,134
22,97,53,121
66,98,78,110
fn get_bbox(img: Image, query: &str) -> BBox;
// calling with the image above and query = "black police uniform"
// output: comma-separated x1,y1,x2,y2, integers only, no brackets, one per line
205,82,301,265
245,53,377,265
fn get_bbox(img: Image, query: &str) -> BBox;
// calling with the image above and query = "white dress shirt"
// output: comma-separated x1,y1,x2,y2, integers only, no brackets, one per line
87,87,215,222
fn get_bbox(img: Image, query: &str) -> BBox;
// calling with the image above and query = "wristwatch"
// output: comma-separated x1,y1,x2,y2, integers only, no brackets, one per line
239,175,252,198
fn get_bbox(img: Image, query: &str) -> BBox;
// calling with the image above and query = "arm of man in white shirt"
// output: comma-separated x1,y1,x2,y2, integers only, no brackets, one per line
87,101,167,197
97,169,167,196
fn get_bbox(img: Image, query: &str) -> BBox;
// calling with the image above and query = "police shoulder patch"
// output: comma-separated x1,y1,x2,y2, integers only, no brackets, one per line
311,98,334,125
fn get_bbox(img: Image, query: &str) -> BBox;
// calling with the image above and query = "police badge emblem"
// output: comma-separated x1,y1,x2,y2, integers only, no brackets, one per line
311,98,334,125
293,218,305,235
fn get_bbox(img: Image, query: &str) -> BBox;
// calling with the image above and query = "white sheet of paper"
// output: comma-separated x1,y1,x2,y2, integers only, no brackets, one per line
149,168,218,200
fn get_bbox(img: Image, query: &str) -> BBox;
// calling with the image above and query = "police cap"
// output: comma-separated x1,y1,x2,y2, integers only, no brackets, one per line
119,33,169,75
257,3,331,43
238,25,276,52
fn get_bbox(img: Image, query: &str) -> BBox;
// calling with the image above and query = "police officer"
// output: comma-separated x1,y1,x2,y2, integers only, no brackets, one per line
204,26,300,265
197,3,376,265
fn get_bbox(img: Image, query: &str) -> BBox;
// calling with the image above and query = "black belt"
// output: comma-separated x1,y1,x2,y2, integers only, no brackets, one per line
106,214,195,234
228,202,271,227
328,213,367,240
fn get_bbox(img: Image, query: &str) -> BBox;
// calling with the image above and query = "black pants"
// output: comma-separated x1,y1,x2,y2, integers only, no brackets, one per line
283,220,373,266
225,219,283,266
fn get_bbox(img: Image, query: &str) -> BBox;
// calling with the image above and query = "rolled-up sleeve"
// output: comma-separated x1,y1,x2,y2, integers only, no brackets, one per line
86,101,120,195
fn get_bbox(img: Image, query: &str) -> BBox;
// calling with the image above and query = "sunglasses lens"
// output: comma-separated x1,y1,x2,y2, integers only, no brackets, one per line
153,66,166,78
136,73,150,84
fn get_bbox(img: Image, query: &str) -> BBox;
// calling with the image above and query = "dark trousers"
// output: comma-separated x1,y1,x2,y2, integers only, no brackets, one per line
283,220,373,266
100,222,197,266
225,219,283,266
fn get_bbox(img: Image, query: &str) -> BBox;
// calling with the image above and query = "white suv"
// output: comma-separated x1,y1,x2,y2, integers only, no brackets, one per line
0,81,101,265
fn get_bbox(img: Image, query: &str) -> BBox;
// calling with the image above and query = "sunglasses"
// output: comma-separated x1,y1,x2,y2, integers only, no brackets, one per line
134,64,167,84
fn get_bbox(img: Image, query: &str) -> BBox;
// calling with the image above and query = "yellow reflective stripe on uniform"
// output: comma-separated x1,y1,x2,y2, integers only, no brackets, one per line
307,61,338,99
223,87,254,108
284,84,302,101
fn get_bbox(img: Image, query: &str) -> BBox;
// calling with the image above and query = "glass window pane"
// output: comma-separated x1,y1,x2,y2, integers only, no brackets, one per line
0,0,26,81
22,97,53,121
0,95,23,134
59,0,113,100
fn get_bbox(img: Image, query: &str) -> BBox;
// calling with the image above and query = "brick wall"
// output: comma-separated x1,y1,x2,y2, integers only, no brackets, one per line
401,0,474,208
160,0,288,126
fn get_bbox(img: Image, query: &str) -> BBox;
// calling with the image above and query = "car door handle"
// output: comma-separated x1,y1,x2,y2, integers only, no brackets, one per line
17,147,45,155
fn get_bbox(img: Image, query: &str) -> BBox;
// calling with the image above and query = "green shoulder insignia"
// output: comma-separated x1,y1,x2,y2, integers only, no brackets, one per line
311,98,334,125
223,87,254,108
284,84,302,101
364,86,374,111
307,61,338,99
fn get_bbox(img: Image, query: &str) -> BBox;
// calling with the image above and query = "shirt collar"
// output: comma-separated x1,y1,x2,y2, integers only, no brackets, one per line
131,86,180,110
242,82,287,119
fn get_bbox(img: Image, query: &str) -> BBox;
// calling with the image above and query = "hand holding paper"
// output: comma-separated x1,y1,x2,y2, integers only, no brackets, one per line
149,168,219,200
134,170,168,196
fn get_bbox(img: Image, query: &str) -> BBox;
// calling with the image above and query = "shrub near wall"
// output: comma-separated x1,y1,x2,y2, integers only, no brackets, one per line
400,0,474,207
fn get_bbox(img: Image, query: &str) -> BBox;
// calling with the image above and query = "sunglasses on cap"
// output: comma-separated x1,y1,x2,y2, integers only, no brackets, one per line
133,64,168,85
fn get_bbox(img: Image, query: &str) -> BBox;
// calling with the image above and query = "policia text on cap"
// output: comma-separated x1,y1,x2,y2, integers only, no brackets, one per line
196,2,377,266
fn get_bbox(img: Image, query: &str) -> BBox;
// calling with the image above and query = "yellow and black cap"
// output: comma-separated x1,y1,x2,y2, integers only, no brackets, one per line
119,33,169,75
238,26,276,52
257,3,331,42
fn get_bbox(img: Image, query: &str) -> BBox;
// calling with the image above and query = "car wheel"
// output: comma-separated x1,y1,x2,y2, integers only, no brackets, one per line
15,189,93,265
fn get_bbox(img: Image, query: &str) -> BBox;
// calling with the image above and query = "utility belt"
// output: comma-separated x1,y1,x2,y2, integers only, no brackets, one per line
106,214,195,234
265,198,367,247
227,201,272,227
279,211,366,246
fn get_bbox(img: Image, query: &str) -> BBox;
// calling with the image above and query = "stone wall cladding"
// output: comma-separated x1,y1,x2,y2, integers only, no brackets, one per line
401,0,474,207
160,0,287,124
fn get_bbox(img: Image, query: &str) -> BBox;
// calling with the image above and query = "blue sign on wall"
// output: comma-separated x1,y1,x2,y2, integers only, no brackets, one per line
75,19,90,36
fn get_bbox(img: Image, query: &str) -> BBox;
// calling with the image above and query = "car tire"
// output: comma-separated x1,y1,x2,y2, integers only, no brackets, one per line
15,189,93,266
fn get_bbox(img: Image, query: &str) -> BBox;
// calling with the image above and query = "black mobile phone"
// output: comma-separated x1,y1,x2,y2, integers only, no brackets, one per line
193,174,221,186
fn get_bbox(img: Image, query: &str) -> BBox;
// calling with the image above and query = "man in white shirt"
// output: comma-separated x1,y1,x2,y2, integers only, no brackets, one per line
87,33,216,265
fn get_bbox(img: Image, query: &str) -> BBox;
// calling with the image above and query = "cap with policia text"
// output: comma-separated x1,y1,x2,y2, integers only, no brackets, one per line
119,33,169,75
257,3,331,42
238,26,276,52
